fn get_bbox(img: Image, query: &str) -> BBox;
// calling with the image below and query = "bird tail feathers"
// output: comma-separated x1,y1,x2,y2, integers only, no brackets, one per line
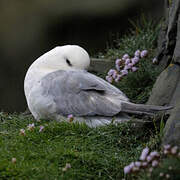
121,102,173,116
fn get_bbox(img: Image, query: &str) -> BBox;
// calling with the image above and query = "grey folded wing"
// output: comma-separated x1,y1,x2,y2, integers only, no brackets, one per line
40,70,129,116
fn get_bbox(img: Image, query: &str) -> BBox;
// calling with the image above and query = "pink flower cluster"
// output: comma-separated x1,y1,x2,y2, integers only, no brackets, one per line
67,114,74,122
124,144,179,178
106,50,148,83
19,123,45,135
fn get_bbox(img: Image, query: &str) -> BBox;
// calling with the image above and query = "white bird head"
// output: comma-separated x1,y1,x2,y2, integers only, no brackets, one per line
36,45,90,71
24,45,91,97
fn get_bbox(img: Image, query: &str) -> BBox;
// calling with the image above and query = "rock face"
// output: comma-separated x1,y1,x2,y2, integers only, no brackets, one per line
148,64,180,146
148,0,180,147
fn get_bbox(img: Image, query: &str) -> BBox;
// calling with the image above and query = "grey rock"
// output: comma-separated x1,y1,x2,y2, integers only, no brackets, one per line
162,102,180,147
147,63,180,147
89,58,114,74
147,64,180,106
174,13,180,63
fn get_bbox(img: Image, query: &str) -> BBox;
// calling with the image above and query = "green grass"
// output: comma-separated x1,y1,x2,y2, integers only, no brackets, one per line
0,112,156,179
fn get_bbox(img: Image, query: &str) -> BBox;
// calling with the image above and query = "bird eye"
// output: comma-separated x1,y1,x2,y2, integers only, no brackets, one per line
66,59,72,66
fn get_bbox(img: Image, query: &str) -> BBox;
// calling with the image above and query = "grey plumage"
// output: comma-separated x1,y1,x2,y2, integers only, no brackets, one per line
40,70,129,117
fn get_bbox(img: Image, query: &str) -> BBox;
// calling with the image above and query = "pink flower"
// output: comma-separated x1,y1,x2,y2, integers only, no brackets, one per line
132,67,138,72
142,162,148,167
140,50,148,58
132,166,140,172
135,161,141,167
129,162,135,169
121,69,128,76
131,57,139,64
146,155,153,162
27,123,35,131
171,146,178,154
124,65,130,70
122,54,130,60
125,58,131,65
112,71,118,79
115,59,122,65
128,63,134,67
62,163,71,171
124,165,132,174
67,114,74,122
20,129,26,136
150,151,160,158
12,158,17,164
166,174,170,179
152,57,158,64
115,75,122,82
108,69,116,76
115,64,121,71
106,76,113,83
148,167,153,173
140,147,149,161
134,50,141,57
163,144,171,150
163,149,169,155
39,125,44,132
152,160,159,167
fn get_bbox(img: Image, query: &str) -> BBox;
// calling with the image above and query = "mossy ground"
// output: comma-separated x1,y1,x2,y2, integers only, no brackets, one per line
0,113,158,180
1,18,179,179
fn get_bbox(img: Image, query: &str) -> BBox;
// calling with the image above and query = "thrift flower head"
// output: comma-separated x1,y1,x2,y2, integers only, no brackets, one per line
124,65,130,70
27,123,35,131
166,174,170,179
164,144,171,150
115,64,121,71
152,160,159,167
108,69,116,76
148,167,153,173
122,54,129,60
142,162,148,167
132,57,139,64
39,125,44,132
124,165,132,174
128,63,134,68
12,158,17,164
112,71,118,79
132,166,140,172
125,58,130,65
135,161,141,167
62,163,71,172
20,129,25,136
121,69,128,76
115,59,121,65
132,66,138,72
67,114,74,122
106,76,113,83
140,50,148,58
150,151,159,158
152,57,158,64
115,75,122,82
134,50,141,57
140,147,149,161
171,146,178,154
146,155,153,162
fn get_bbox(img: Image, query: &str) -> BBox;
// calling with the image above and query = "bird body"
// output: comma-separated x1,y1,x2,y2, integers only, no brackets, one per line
24,45,172,127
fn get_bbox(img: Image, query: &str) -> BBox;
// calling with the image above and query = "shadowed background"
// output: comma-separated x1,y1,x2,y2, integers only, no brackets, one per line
0,0,163,112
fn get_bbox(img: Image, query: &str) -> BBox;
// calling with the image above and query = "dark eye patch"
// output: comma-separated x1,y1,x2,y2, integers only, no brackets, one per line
66,59,72,66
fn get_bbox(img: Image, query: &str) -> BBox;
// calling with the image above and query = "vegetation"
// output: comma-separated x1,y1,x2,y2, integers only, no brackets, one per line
1,18,179,179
